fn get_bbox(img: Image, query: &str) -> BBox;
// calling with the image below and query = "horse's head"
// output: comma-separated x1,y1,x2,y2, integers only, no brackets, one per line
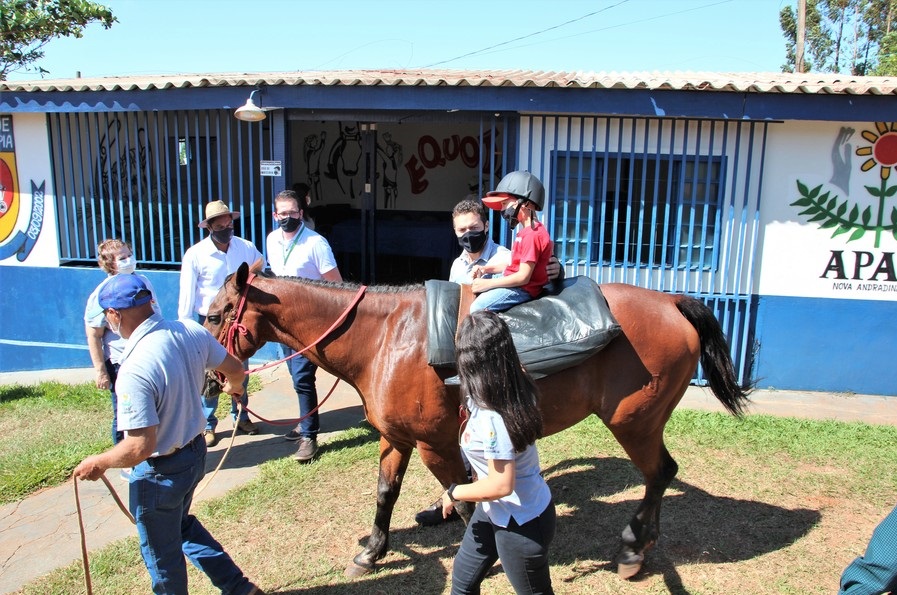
204,261,267,362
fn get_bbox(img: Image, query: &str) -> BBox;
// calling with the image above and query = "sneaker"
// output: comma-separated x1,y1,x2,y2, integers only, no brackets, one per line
203,429,218,447
119,468,132,482
294,437,318,462
237,419,259,435
414,497,460,526
284,428,302,441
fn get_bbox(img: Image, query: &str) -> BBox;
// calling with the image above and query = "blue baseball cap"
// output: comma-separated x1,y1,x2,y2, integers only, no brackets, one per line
98,274,153,310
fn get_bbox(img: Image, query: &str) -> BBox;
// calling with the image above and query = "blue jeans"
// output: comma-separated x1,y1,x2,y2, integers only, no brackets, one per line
470,287,533,313
283,345,319,439
451,500,556,595
839,503,897,594
129,434,253,594
198,315,250,430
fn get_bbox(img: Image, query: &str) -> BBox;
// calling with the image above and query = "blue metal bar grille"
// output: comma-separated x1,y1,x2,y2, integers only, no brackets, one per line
520,116,771,385
47,110,274,268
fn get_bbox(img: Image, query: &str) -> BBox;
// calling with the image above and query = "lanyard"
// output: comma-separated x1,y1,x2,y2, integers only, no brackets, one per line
282,223,306,264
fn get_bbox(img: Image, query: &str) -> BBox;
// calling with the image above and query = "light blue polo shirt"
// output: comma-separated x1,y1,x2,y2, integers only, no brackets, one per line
115,313,228,457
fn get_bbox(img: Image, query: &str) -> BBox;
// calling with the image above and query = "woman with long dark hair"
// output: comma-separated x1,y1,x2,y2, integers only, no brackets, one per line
442,310,555,594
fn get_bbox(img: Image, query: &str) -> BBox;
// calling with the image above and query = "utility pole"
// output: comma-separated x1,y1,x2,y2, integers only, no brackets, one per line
796,0,807,73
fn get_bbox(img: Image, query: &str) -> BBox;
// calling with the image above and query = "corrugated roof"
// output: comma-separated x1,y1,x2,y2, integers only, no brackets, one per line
3,69,897,95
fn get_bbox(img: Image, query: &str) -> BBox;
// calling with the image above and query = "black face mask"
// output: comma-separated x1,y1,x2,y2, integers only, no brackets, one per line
210,228,234,244
501,202,522,229
278,216,302,233
458,229,488,254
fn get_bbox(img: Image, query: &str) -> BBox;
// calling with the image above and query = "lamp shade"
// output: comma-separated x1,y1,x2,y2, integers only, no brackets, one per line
234,92,266,122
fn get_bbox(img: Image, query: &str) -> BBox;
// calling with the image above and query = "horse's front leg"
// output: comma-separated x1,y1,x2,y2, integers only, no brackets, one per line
346,436,412,577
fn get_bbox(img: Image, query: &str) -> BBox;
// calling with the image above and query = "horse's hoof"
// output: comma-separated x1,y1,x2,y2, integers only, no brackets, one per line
617,561,642,579
344,561,373,578
616,550,644,579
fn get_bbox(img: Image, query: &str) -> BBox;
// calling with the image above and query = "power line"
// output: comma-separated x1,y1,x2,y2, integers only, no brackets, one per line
419,0,631,69
421,0,737,69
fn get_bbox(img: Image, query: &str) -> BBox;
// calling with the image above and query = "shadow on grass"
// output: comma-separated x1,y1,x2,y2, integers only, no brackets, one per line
202,406,372,473
267,455,820,594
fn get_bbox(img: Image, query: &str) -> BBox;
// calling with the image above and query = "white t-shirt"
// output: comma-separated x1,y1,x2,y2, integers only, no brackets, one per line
178,236,263,319
265,223,338,279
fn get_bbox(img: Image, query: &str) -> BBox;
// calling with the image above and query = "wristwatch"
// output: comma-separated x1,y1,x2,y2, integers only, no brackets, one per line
446,483,459,502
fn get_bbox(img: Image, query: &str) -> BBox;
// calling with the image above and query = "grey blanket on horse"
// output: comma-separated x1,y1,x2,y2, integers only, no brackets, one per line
425,276,622,377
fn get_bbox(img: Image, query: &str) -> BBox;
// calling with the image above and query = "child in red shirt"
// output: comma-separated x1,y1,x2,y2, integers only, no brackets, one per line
470,171,553,313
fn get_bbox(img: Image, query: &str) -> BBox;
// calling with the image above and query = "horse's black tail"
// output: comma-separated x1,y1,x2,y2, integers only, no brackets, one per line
676,295,752,417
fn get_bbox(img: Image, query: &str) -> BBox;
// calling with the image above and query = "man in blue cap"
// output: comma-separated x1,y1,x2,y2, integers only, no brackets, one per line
74,274,263,595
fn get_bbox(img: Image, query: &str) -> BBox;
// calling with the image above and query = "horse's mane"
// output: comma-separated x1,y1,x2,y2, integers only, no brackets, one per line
264,272,424,295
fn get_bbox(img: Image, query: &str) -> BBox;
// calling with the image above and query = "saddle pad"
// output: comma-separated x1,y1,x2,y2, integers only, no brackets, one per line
426,276,622,376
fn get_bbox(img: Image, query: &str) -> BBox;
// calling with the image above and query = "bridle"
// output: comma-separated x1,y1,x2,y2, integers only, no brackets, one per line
217,271,368,375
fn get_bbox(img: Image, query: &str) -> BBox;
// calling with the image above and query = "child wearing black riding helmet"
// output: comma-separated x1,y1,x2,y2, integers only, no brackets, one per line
469,170,553,313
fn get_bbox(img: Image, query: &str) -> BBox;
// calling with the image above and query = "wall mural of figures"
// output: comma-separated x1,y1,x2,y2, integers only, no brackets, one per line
289,120,504,213
324,121,364,199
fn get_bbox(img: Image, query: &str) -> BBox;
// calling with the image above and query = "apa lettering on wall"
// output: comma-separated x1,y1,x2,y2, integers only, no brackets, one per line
791,122,897,296
405,131,501,194
0,115,45,262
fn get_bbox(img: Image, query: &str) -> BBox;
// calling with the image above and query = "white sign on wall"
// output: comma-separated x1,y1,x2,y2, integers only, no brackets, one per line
758,121,897,301
260,160,282,177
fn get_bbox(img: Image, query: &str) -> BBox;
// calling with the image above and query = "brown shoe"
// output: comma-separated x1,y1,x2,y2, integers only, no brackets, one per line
294,437,318,462
203,430,218,447
237,419,259,435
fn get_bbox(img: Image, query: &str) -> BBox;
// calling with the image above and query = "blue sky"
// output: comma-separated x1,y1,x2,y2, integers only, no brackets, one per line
7,0,792,81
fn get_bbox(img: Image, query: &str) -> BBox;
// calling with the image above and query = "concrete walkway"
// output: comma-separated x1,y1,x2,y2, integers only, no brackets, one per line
0,365,895,594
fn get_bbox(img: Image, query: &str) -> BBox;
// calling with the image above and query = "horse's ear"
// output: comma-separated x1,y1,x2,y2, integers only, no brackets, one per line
235,261,250,291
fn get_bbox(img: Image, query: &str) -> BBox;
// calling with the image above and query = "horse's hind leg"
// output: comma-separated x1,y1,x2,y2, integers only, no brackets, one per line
346,436,412,577
613,432,679,579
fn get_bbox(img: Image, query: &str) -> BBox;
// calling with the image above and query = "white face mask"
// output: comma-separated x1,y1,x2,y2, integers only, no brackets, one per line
107,310,122,336
116,257,136,275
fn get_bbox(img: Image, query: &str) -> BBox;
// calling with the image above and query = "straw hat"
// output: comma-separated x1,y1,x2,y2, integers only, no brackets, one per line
198,200,241,228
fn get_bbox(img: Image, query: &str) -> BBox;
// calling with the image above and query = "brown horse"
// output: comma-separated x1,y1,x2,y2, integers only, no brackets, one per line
204,262,750,579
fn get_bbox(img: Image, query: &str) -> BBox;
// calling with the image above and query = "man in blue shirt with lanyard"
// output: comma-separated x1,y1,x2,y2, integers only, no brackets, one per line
74,274,262,595
265,189,343,462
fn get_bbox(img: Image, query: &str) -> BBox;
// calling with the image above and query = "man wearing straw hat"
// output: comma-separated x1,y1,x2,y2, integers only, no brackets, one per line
179,200,264,446
74,274,263,594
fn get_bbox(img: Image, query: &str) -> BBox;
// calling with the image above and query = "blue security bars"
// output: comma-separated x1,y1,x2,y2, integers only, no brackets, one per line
47,109,275,268
519,115,771,385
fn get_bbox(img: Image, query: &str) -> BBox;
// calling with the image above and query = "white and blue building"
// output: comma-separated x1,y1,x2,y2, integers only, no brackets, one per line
0,69,894,395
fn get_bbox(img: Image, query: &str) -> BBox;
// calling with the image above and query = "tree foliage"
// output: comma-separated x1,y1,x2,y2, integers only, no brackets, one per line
780,0,897,75
0,0,116,80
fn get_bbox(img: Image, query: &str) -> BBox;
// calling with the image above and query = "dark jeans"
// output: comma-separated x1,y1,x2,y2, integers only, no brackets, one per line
451,500,556,595
283,345,319,439
129,434,253,594
104,359,122,444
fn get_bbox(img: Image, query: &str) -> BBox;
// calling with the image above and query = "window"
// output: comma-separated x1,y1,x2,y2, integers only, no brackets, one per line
551,152,723,270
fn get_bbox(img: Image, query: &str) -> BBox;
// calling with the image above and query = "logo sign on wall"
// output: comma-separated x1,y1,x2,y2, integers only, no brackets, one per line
790,122,897,294
0,115,45,262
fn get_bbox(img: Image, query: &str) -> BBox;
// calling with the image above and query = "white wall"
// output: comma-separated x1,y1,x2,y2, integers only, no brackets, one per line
758,121,897,302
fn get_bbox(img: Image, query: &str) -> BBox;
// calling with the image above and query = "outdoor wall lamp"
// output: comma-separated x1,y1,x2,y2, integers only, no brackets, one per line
234,89,266,122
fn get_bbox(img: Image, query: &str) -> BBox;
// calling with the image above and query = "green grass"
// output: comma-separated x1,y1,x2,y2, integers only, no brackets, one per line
0,374,266,506
16,409,897,594
0,382,110,505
